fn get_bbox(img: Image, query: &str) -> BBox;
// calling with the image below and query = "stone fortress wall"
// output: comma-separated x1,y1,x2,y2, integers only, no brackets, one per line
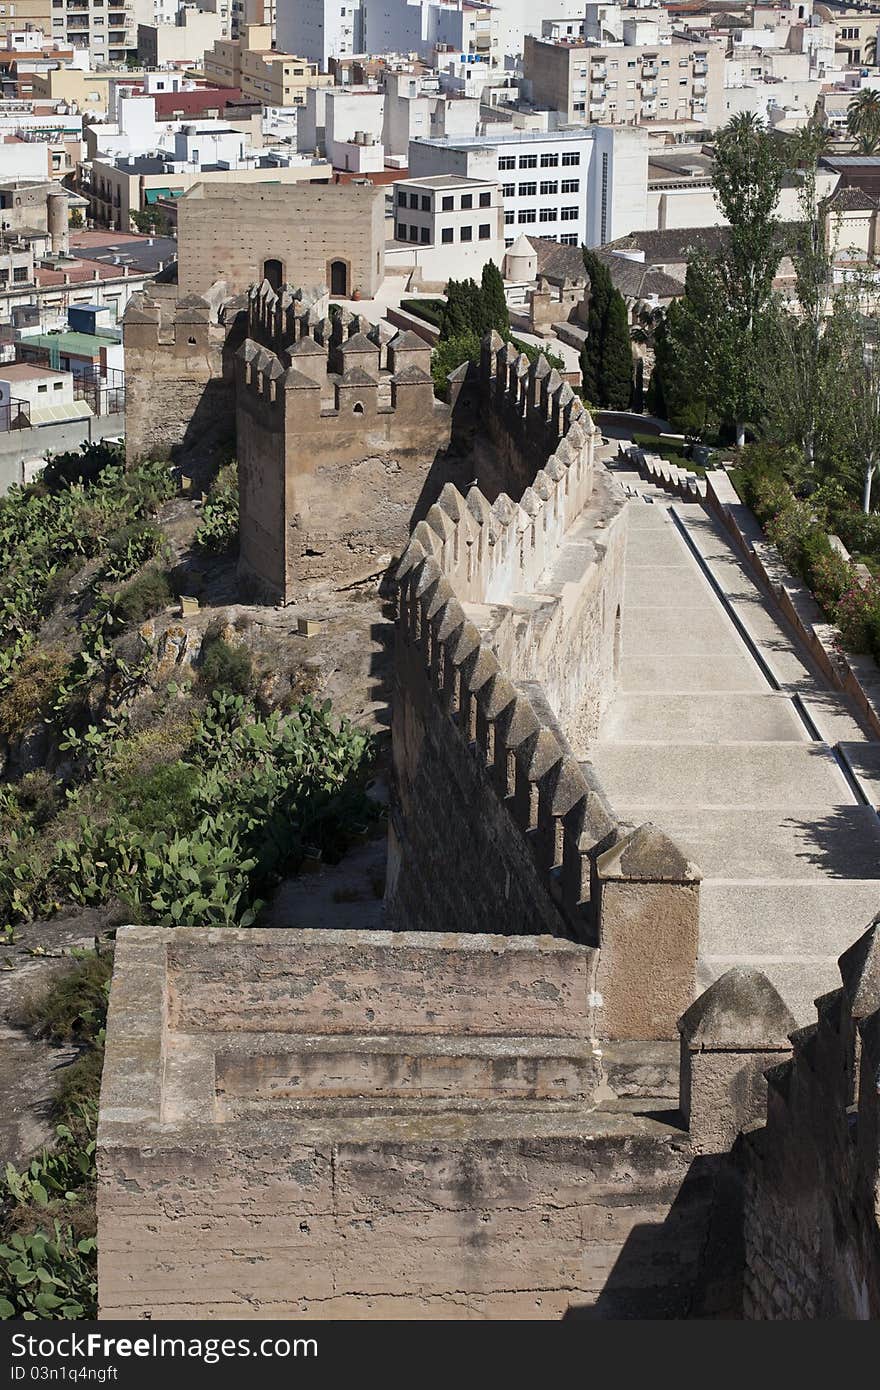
122,282,240,467
740,919,880,1319
176,182,386,301
236,282,452,601
387,332,700,1043
104,280,880,1318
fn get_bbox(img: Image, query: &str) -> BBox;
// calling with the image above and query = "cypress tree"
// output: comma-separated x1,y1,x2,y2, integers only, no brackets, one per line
479,260,510,338
600,289,634,411
440,280,469,339
580,250,612,403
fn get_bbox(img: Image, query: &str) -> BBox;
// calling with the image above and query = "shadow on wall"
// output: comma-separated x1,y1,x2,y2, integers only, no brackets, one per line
563,1152,745,1320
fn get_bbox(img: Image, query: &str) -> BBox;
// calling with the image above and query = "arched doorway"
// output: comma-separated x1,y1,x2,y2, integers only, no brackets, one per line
263,258,283,291
329,259,348,297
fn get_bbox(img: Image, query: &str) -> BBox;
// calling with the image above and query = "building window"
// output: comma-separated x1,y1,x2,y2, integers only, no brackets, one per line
560,233,578,245
518,153,537,168
478,223,491,239
409,193,419,208
540,180,558,195
498,155,515,170
502,182,515,197
573,103,586,113
539,152,558,167
420,195,430,211
539,208,556,222
517,209,536,223
420,226,429,243
442,226,454,242
397,190,406,205
518,181,536,197
504,210,514,224
53,380,63,390
442,194,453,210
560,207,578,221
561,151,580,166
460,193,473,209
460,225,473,241
561,178,579,194
13,267,27,282
397,222,407,239
479,190,491,207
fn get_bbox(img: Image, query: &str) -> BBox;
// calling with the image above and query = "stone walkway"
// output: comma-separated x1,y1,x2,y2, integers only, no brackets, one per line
590,461,880,1022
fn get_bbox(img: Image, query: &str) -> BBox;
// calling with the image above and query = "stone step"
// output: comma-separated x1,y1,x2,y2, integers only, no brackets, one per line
599,692,807,744
598,1040,680,1101
619,650,767,694
212,1034,602,1105
589,741,855,810
611,806,880,881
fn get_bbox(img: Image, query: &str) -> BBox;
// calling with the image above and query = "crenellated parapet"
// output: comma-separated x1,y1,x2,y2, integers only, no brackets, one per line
735,920,880,1318
389,333,701,1041
395,538,614,942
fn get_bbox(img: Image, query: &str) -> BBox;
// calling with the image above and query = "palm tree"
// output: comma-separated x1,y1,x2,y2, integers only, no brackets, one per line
847,88,880,152
866,34,878,66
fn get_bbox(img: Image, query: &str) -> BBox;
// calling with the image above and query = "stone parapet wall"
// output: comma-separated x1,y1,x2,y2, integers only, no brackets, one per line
740,921,880,1319
97,926,733,1320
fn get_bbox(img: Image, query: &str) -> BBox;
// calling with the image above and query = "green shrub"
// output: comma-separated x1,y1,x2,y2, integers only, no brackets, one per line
194,463,238,554
0,1222,97,1319
13,771,63,829
20,951,112,1048
431,332,480,397
199,635,253,695
400,298,443,328
0,646,70,739
101,521,163,583
113,759,199,835
111,567,172,626
40,441,124,495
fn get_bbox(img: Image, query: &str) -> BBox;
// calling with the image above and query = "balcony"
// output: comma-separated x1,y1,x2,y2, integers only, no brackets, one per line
693,61,708,75
642,64,658,78
590,82,605,97
641,83,657,97
590,63,606,79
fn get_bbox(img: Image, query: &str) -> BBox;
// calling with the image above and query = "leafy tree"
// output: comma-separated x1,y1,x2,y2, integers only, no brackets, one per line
662,115,783,443
766,120,852,483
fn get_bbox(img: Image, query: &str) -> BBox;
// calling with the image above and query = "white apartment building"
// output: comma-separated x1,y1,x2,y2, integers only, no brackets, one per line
50,0,154,63
390,171,504,279
275,0,361,68
523,30,726,130
408,124,649,249
360,0,499,68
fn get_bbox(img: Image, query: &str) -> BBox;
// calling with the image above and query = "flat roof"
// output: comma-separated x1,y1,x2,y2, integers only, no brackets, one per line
23,331,117,355
398,173,494,188
0,362,66,380
410,127,596,151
